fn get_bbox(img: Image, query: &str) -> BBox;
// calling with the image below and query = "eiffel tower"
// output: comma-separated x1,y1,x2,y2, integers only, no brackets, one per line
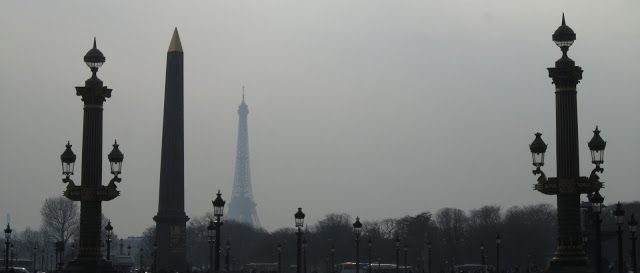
227,89,261,227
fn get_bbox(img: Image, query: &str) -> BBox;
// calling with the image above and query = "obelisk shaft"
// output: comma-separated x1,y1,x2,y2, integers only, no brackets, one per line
154,28,188,272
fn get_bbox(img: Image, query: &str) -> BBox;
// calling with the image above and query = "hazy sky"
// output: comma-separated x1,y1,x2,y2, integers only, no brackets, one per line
1,1,639,238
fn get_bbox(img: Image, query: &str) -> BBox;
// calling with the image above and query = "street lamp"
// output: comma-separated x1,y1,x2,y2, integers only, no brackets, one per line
614,202,626,273
395,238,400,273
208,219,215,273
105,221,113,261
403,245,408,273
330,244,335,273
353,217,363,273
295,208,305,273
529,15,607,273
212,190,226,273
628,214,637,273
4,223,11,272
59,38,124,273
495,234,501,273
225,240,231,273
302,237,308,273
426,241,432,273
480,243,485,268
277,243,282,273
589,191,605,273
367,238,372,273
33,244,38,273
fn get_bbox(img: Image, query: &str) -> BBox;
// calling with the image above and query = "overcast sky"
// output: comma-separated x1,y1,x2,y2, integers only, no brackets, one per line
0,1,639,238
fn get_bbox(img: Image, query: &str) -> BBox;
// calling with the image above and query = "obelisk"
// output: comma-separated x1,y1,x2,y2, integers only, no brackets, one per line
153,28,188,272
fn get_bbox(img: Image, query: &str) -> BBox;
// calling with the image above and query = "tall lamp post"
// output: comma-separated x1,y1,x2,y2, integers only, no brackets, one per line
614,202,626,273
212,190,226,273
302,237,308,273
208,219,215,273
403,245,408,273
528,14,607,273
353,217,363,273
629,214,637,273
295,208,306,273
225,241,231,273
495,235,501,273
59,38,125,273
277,243,282,273
588,191,605,273
480,243,485,267
395,238,400,273
33,245,38,273
367,239,372,273
426,241,432,273
105,221,113,261
4,224,11,272
330,244,335,273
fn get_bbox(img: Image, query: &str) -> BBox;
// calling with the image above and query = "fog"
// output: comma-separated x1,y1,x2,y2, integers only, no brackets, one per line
0,0,639,237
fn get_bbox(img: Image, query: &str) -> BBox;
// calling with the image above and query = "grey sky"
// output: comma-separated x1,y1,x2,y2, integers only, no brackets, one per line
0,1,639,238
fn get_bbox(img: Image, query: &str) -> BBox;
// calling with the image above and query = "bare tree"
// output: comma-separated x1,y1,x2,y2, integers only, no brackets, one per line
40,196,79,244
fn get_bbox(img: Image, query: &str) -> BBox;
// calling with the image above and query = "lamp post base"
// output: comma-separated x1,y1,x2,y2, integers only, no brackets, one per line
546,245,593,273
63,257,118,273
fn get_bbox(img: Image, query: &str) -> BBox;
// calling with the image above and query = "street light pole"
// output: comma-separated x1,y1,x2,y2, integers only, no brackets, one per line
496,235,501,273
480,243,485,267
277,243,282,273
330,244,335,273
208,219,215,273
4,224,11,272
33,245,38,273
614,203,626,273
105,221,113,261
212,190,226,273
529,14,607,273
225,241,231,273
426,241,432,273
303,237,308,273
367,239,372,273
295,208,306,273
589,191,604,273
629,214,637,273
403,245,408,273
395,238,400,273
353,217,363,273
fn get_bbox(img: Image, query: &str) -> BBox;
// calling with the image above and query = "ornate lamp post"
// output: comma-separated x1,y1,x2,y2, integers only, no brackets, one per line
528,15,608,273
403,245,408,273
225,240,231,273
4,224,11,272
60,38,124,273
208,219,216,273
295,208,306,273
614,203,626,273
367,238,372,273
212,190,226,273
495,234,501,273
277,243,282,273
588,191,605,273
105,221,113,261
426,241,432,273
353,217,363,273
395,238,400,273
628,214,637,273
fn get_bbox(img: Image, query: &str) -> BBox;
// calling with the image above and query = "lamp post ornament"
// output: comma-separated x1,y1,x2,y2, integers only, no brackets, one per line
353,217,363,273
588,191,605,273
529,14,606,273
212,190,226,273
60,38,123,273
295,208,306,273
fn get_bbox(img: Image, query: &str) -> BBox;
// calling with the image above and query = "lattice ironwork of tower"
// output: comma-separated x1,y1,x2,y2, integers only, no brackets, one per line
227,91,261,227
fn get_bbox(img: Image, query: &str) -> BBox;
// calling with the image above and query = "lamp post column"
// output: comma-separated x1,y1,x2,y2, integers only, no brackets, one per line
403,245,408,273
614,203,626,273
295,208,306,273
225,241,231,273
4,223,11,272
368,239,372,273
277,244,282,273
330,245,335,273
208,220,215,273
212,191,226,273
395,238,400,273
426,242,432,273
629,214,637,273
353,217,363,273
